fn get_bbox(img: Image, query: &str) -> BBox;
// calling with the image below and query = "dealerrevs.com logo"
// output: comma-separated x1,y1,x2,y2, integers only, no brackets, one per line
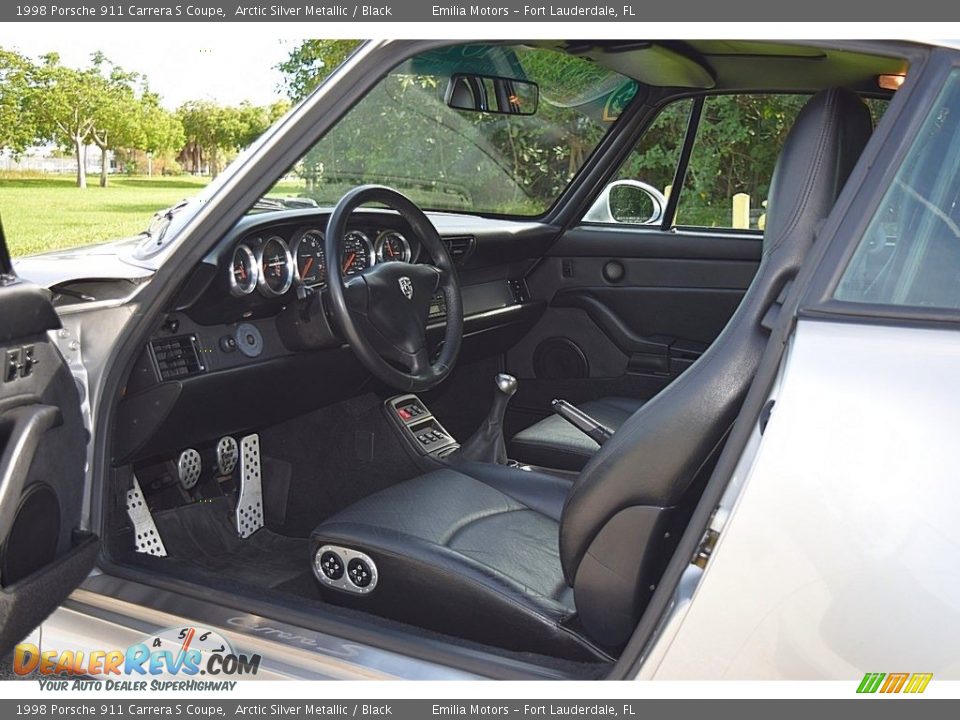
14,627,261,691
857,672,933,694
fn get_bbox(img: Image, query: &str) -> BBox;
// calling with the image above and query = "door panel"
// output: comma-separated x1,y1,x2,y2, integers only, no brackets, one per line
0,256,98,656
505,225,761,434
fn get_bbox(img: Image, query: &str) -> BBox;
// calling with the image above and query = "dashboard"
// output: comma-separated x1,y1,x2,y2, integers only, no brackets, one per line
116,207,555,464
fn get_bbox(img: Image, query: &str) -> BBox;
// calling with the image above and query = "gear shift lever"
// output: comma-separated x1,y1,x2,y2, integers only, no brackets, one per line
449,373,517,464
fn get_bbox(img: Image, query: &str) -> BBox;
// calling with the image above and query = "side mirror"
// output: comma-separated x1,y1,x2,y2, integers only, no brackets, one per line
583,180,668,225
445,74,538,116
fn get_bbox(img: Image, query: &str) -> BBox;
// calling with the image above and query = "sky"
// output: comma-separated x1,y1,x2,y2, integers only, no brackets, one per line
1,29,302,109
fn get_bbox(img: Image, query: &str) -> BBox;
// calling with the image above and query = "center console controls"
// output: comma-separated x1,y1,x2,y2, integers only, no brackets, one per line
385,395,459,459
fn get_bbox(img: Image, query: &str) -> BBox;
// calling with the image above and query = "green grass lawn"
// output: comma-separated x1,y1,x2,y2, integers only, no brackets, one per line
0,174,211,257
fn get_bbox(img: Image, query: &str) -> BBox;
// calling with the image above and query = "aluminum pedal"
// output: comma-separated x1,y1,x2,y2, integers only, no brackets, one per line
235,433,264,538
126,476,167,557
177,448,202,490
216,436,239,476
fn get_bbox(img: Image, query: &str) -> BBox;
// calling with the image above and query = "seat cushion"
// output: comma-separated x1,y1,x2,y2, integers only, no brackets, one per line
509,397,645,471
310,463,603,660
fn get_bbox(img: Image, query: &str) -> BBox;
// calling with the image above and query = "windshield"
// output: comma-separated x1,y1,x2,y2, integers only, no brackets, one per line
257,44,637,217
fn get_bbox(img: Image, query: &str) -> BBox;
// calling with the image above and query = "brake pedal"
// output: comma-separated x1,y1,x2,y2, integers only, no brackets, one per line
235,433,264,538
126,476,167,557
216,436,239,476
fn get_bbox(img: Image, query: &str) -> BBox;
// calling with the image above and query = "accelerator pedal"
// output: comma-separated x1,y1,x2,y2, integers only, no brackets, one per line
126,476,167,557
236,433,264,538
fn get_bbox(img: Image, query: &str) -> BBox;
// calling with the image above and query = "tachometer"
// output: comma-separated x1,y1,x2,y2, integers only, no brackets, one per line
375,230,412,263
293,230,327,288
342,230,374,276
229,244,258,297
257,236,295,297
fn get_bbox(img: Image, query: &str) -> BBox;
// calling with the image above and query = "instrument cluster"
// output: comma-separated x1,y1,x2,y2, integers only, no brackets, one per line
228,225,415,299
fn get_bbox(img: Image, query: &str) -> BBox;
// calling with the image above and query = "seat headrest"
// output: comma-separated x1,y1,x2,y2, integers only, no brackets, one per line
763,87,874,258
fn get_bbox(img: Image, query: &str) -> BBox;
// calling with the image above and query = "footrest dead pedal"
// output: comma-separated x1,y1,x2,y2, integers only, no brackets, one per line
236,433,264,538
126,476,167,557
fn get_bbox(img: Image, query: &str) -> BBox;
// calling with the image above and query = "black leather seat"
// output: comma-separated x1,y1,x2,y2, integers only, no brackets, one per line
311,88,873,658
510,397,645,471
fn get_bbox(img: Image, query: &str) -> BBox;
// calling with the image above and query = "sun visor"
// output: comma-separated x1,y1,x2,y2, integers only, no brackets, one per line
581,43,716,89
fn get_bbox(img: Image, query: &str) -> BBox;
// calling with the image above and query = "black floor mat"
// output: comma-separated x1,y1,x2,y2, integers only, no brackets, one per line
259,393,423,537
152,497,312,590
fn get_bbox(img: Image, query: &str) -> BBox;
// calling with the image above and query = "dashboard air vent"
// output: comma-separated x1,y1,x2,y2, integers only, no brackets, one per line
150,335,205,382
442,236,476,266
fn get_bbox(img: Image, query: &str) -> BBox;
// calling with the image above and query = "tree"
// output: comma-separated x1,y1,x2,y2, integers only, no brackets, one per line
88,53,143,187
177,100,288,177
0,49,37,154
26,53,106,188
276,40,361,101
139,94,185,160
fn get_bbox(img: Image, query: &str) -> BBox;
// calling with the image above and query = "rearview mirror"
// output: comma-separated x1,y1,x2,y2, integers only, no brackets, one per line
583,180,668,225
445,74,539,115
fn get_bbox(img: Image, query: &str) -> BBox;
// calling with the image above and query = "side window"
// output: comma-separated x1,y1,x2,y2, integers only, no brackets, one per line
836,71,960,310
587,93,887,232
583,99,692,226
675,94,807,230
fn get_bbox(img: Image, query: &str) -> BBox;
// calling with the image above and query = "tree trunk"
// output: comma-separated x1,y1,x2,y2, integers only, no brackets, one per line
99,145,109,188
75,136,87,189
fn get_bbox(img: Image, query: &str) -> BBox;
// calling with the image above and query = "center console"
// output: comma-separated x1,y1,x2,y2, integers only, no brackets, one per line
384,395,460,460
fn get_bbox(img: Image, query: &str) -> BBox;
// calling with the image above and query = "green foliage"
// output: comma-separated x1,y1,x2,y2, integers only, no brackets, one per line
276,40,361,101
0,49,37,153
178,99,290,177
1,49,187,188
274,43,628,215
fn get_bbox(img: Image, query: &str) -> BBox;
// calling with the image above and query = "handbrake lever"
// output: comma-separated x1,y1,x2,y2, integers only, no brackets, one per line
551,399,614,446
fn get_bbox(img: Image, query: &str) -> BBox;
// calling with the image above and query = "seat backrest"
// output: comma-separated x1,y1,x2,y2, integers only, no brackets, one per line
561,87,874,649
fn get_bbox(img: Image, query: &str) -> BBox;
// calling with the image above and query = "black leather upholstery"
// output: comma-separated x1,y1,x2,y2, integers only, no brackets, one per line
311,88,874,657
509,397,644,471
310,463,603,659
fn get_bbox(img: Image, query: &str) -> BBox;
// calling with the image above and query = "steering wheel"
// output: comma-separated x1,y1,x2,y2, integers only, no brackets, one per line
325,185,463,392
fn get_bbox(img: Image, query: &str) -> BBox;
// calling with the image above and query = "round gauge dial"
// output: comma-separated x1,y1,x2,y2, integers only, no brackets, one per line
229,244,258,297
294,230,327,288
375,230,412,263
342,230,375,276
257,236,294,297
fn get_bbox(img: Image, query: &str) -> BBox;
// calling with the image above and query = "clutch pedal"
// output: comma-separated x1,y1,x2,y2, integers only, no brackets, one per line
235,433,264,538
126,476,167,557
177,448,202,490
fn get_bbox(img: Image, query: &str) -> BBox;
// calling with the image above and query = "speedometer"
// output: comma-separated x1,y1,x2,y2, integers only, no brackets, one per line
342,231,374,276
293,230,327,288
257,236,294,297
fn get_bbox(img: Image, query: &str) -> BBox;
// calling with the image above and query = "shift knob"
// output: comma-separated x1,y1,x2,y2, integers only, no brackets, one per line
495,373,518,397
447,373,519,465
